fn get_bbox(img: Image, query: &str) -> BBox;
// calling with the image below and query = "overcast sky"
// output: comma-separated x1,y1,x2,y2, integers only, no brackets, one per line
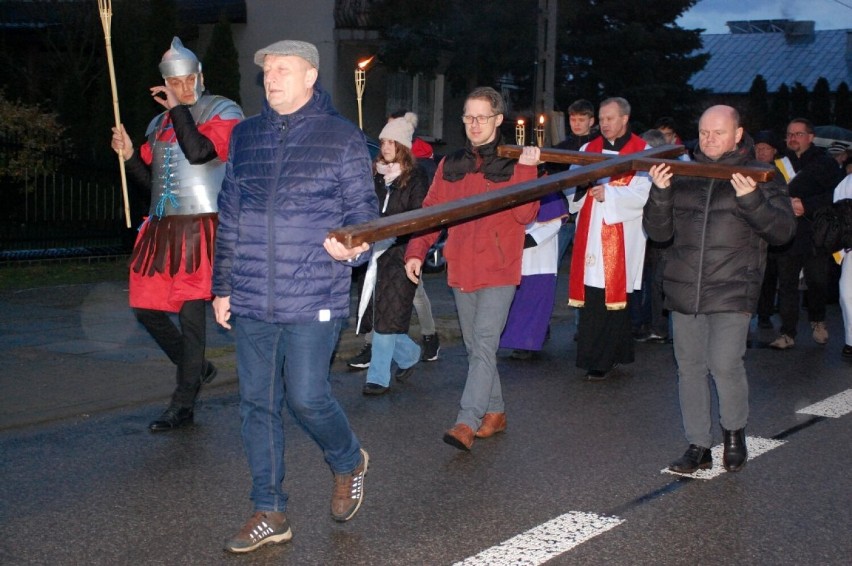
677,0,852,33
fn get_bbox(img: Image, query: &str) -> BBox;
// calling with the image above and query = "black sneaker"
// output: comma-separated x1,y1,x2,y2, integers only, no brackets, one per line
421,334,440,361
331,449,369,522
223,511,292,553
347,344,372,369
395,364,416,382
362,383,389,395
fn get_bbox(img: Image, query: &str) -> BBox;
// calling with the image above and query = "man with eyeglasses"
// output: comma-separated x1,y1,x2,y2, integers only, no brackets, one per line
769,118,844,350
405,86,541,451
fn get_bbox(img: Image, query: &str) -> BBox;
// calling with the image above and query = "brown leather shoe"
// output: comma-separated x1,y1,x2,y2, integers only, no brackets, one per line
442,423,474,451
475,412,507,438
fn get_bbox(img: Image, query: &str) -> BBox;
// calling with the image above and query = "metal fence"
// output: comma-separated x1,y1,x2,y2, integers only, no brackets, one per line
0,129,131,261
1,167,131,260
20,167,122,223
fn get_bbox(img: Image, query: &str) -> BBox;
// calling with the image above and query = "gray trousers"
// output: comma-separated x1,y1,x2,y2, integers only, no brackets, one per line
672,311,750,448
452,285,516,430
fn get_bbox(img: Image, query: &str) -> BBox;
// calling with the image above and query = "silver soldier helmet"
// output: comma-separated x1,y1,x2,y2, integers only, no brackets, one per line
159,37,201,77
159,37,203,100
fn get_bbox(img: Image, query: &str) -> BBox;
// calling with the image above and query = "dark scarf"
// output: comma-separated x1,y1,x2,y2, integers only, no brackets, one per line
598,126,634,152
441,133,516,182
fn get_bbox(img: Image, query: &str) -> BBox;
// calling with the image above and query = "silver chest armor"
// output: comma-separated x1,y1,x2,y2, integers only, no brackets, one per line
147,94,243,217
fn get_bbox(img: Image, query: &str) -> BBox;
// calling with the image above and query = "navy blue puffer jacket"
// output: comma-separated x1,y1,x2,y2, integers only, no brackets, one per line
212,86,379,323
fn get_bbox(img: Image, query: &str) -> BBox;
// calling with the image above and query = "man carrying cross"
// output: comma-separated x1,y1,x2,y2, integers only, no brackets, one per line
404,86,541,451
644,105,796,474
567,97,651,381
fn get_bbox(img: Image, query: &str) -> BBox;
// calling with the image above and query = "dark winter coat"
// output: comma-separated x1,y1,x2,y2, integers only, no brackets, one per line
782,144,845,254
360,165,429,334
212,86,379,323
643,135,796,315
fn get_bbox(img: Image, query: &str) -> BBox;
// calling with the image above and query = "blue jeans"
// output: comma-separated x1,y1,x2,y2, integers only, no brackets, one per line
234,316,361,512
366,331,421,387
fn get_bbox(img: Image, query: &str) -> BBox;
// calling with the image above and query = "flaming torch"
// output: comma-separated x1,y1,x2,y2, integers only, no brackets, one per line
515,119,526,146
355,56,374,130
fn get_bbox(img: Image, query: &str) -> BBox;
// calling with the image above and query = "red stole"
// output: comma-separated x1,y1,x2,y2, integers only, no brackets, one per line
568,134,647,310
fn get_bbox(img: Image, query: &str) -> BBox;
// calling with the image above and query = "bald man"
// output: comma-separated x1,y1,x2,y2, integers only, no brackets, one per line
644,105,796,475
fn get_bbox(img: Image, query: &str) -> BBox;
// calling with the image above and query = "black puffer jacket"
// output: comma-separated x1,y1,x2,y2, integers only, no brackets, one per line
643,136,797,315
360,165,429,334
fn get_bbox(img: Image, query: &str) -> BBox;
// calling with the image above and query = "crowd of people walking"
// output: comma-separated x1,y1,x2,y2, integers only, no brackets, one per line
111,36,852,554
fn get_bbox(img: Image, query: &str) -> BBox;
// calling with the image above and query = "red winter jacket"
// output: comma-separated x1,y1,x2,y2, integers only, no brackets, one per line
405,159,539,292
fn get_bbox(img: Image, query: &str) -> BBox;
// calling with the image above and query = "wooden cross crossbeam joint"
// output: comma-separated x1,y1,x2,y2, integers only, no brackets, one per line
328,144,775,249
497,145,775,182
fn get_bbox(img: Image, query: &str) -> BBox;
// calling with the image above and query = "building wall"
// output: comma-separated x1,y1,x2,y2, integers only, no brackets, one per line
232,0,337,117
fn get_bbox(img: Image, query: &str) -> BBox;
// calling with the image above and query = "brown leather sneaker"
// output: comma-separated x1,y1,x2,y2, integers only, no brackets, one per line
442,423,474,451
223,511,291,554
331,449,369,522
475,412,507,438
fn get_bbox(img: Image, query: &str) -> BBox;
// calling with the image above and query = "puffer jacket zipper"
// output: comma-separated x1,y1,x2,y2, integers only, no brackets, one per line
694,180,715,313
267,116,289,319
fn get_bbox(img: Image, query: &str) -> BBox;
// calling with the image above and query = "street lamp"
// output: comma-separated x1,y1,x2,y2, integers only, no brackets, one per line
355,56,374,130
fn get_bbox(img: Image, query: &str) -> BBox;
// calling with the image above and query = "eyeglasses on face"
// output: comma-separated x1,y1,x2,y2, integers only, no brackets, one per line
461,114,498,125
786,131,809,138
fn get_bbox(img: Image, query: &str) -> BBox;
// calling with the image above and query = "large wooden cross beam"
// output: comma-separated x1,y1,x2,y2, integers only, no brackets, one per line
328,144,775,248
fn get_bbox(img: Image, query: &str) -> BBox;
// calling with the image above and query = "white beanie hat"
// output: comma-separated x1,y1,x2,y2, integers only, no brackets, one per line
379,112,418,149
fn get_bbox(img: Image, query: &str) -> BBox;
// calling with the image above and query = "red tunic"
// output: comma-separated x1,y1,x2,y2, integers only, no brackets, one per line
129,114,238,312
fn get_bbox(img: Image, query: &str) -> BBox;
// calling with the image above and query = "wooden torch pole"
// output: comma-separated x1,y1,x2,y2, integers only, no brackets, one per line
97,0,131,228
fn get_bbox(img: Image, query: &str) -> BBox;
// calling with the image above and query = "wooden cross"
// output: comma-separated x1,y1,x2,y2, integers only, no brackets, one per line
328,144,775,248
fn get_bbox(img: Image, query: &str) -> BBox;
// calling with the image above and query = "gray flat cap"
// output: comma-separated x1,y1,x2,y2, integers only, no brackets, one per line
254,40,319,69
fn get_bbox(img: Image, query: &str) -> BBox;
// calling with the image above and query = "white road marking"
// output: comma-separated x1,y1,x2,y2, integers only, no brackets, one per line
454,511,623,566
796,389,852,418
456,400,841,565
662,436,786,479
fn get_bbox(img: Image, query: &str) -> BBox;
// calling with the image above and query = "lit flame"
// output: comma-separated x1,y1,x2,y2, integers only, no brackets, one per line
357,56,375,70
539,115,545,125
517,119,525,125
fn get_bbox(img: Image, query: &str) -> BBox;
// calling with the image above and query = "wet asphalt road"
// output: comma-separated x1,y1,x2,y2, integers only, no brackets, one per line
1,272,851,565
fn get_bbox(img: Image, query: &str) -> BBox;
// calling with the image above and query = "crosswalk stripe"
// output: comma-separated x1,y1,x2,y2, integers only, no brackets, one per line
454,511,624,566
796,389,852,418
456,394,846,565
662,436,785,479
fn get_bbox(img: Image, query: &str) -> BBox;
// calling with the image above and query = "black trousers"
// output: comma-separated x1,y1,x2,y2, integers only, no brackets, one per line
757,253,779,319
775,251,830,338
134,299,206,408
576,286,634,372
